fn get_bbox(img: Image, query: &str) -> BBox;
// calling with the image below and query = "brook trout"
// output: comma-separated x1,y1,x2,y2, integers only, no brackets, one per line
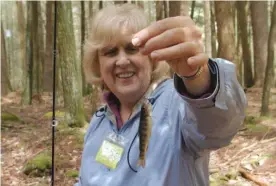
137,100,152,167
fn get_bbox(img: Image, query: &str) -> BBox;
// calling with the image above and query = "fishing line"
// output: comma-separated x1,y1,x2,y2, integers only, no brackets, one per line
95,105,138,172
51,1,58,186
127,131,138,173
127,99,154,173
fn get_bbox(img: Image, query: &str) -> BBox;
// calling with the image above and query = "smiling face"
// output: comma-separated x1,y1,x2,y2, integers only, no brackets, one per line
98,35,152,105
83,4,155,106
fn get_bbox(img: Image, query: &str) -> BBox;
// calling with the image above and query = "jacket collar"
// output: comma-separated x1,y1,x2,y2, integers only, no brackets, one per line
103,77,170,127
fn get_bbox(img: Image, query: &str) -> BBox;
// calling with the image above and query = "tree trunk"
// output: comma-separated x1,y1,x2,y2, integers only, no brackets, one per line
87,1,94,96
57,1,86,127
215,2,235,62
16,1,26,93
89,1,93,31
190,1,196,19
237,1,254,88
22,2,33,105
163,0,168,18
251,1,268,87
31,2,42,97
4,2,14,91
180,1,189,16
147,1,152,21
81,1,86,95
137,1,144,9
236,27,243,86
261,3,276,116
169,1,180,17
234,3,243,85
44,1,54,92
1,22,12,96
99,1,103,10
114,1,127,5
2,3,10,90
156,0,163,21
204,1,212,57
210,1,216,58
37,2,44,94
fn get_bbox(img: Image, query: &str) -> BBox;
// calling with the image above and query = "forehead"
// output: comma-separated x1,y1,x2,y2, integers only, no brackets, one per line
93,16,143,47
100,28,136,48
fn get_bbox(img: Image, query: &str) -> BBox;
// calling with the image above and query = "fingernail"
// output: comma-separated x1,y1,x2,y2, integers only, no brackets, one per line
132,37,141,46
188,57,195,65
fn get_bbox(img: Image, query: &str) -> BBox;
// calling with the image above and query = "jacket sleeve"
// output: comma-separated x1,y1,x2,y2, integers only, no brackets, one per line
172,58,247,156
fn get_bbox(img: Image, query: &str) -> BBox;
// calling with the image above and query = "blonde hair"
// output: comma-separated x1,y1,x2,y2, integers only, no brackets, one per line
83,3,170,89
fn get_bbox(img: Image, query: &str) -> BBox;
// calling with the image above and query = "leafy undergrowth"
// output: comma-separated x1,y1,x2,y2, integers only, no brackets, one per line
1,88,276,186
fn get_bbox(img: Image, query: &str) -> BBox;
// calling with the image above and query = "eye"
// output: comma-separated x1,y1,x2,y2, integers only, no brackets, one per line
126,44,139,54
104,48,117,56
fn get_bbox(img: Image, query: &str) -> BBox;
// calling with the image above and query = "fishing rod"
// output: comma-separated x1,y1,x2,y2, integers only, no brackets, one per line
51,1,58,186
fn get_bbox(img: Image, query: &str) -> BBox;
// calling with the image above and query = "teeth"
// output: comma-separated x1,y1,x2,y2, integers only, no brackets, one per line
117,72,134,78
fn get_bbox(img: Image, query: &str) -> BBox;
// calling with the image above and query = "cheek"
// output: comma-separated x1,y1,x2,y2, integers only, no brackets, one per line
138,63,152,83
99,64,106,80
137,56,152,73
144,60,153,76
99,60,112,75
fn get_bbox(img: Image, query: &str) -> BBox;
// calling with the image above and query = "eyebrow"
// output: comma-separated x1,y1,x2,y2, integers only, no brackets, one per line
126,42,135,47
125,42,139,50
100,42,136,50
99,46,115,53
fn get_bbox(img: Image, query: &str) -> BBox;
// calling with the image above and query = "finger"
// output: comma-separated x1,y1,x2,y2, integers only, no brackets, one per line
141,27,201,55
187,53,209,68
150,41,203,62
132,16,195,47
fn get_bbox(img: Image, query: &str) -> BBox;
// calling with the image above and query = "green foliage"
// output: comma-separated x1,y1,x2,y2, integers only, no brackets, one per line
244,115,259,125
209,169,238,186
56,122,85,148
246,123,269,132
1,112,20,122
68,121,83,128
65,170,79,178
75,131,85,148
59,128,84,143
244,116,270,132
67,112,89,128
23,152,51,177
43,111,65,119
56,120,68,131
225,171,238,180
209,173,228,186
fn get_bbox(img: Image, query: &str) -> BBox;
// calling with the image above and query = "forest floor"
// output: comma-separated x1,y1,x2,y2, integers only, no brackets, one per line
1,88,276,186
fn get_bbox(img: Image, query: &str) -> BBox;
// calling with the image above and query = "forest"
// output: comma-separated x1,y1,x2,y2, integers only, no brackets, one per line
1,1,276,186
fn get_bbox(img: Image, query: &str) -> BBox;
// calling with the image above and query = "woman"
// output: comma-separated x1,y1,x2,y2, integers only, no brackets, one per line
76,3,247,186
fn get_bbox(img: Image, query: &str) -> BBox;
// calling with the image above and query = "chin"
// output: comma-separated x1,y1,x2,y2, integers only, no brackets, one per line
117,85,143,98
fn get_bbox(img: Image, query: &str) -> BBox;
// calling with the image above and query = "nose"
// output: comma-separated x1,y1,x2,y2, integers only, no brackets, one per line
115,50,130,67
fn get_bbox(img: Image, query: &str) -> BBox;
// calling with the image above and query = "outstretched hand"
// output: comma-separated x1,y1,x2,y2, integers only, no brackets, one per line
131,16,209,78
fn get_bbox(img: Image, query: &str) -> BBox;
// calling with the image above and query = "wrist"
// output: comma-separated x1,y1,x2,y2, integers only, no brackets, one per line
179,66,203,81
181,64,211,96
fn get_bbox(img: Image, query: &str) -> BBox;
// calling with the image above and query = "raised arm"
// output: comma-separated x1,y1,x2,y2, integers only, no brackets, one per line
172,58,247,156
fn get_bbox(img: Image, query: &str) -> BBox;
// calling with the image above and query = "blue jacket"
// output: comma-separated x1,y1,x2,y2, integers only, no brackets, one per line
75,58,247,186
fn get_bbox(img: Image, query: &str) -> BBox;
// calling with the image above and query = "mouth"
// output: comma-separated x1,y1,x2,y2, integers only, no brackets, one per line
116,72,135,79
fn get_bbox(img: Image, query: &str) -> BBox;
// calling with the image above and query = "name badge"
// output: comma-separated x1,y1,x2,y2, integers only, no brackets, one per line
95,132,127,169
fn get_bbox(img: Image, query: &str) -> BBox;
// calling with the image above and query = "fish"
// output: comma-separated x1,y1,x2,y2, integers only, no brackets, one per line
137,100,152,168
